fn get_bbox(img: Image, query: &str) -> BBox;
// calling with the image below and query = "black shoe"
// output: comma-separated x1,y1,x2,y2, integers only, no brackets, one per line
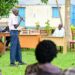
18,62,27,65
10,63,16,66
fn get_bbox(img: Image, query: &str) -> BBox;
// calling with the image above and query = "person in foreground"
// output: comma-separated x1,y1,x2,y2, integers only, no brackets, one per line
25,40,63,75
8,8,26,66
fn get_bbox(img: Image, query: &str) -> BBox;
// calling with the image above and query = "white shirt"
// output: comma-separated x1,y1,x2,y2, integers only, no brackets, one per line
52,28,65,37
8,13,18,30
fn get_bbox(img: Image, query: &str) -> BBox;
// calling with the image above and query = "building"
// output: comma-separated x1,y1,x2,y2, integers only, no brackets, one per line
18,0,75,28
0,0,75,28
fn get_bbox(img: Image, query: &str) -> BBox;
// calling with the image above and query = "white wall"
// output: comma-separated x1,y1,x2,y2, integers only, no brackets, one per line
0,5,65,28
25,5,65,27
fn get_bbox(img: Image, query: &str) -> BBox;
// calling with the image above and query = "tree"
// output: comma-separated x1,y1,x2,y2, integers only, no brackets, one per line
0,0,18,17
65,0,72,41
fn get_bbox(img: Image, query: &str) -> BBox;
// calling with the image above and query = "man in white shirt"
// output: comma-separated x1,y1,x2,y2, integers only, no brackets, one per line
52,24,65,37
52,24,65,51
8,8,26,66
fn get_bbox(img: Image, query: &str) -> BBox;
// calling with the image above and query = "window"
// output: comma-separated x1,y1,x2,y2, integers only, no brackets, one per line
52,7,60,18
71,5,75,25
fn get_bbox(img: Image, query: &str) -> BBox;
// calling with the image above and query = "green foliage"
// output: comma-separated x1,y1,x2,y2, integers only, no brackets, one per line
41,0,48,4
1,50,75,75
44,20,52,34
35,22,40,30
70,25,75,30
0,0,18,17
45,20,50,29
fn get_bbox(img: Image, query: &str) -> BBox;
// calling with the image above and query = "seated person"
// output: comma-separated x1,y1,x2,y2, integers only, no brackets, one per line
52,24,65,37
2,26,10,47
25,40,63,75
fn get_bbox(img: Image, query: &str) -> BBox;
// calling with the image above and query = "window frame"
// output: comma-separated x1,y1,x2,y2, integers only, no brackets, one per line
52,7,60,18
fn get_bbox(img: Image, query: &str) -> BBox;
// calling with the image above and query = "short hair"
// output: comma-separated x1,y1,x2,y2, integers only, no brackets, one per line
35,40,58,64
59,24,63,27
12,7,18,12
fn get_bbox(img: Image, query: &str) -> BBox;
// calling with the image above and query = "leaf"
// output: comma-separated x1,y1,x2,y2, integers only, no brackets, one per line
0,0,18,17
41,0,48,4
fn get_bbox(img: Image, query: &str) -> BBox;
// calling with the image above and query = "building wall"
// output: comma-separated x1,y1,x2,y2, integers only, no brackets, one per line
0,5,65,27
25,5,65,27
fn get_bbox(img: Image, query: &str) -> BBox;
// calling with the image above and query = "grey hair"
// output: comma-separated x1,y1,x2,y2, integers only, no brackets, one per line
12,8,18,12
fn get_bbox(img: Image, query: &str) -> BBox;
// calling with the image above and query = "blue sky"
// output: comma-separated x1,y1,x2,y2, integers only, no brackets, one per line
18,0,75,5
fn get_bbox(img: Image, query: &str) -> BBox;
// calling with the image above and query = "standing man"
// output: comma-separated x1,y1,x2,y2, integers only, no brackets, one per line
8,8,26,66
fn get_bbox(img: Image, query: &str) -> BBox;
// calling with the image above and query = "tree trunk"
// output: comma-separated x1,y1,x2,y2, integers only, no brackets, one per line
55,0,63,25
65,0,72,41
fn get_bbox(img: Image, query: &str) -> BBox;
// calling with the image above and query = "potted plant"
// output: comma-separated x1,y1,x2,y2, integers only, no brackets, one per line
44,20,52,35
35,22,40,30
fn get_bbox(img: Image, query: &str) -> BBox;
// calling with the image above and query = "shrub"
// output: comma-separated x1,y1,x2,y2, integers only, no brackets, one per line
71,25,75,31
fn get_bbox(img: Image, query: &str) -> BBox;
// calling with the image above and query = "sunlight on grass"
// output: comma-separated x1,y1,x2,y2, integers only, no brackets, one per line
0,49,75,75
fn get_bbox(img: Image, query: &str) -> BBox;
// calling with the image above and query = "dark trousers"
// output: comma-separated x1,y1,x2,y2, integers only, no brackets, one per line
6,37,10,46
10,30,22,64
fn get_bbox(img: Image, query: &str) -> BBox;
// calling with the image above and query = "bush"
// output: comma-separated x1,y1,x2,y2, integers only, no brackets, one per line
35,22,40,30
71,25,75,30
44,20,52,35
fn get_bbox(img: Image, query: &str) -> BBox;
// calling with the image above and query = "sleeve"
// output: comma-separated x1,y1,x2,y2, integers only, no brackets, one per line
25,65,32,75
25,64,38,75
62,28,65,36
52,29,57,36
61,28,65,37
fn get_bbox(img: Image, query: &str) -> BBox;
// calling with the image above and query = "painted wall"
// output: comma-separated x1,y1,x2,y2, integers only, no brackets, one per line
3,4,75,28
0,5,65,27
25,5,65,27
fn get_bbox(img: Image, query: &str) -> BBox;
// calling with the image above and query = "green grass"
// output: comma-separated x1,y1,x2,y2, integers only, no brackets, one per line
0,49,75,75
